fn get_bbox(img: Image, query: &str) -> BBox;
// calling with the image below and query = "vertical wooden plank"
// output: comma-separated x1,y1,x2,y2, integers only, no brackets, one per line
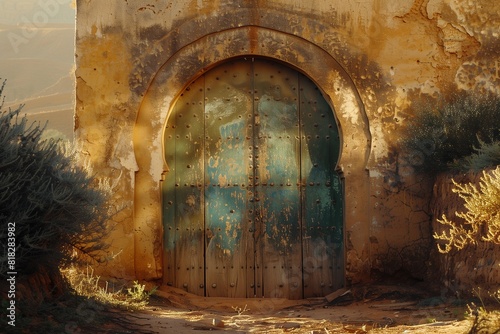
331,173,344,287
204,60,253,297
163,77,205,296
254,59,302,299
163,106,177,289
300,74,343,297
251,59,263,298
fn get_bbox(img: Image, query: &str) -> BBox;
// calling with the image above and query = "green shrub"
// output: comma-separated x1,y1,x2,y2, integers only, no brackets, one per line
0,80,111,290
452,139,500,172
400,92,500,174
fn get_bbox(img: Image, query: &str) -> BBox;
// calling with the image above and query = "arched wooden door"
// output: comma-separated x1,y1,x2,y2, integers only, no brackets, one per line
163,58,343,299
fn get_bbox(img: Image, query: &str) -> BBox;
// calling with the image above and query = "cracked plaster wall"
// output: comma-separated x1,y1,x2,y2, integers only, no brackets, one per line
75,0,500,285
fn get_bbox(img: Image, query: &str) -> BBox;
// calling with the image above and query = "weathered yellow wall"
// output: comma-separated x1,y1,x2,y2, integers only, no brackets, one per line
75,0,499,285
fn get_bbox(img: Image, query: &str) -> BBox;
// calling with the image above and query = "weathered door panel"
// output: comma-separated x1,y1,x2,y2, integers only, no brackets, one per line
204,60,254,297
163,77,205,295
253,60,303,299
164,58,343,299
299,76,344,297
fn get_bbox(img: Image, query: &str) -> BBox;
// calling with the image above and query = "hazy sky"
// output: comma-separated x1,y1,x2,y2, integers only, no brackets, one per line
0,0,75,25
0,0,76,106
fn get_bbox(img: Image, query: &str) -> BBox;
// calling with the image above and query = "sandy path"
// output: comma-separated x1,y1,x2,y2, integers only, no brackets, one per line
122,284,474,333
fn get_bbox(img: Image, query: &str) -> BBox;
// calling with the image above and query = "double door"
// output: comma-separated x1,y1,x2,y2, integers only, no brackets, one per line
163,58,343,299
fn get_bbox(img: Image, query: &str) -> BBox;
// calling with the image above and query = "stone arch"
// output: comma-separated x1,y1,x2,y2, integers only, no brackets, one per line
133,26,370,280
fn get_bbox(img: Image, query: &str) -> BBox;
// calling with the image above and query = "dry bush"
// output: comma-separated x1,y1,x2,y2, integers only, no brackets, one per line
434,167,500,253
433,167,500,333
62,266,156,310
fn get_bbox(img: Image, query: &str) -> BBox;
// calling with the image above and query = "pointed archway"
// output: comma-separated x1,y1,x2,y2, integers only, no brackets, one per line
133,27,370,288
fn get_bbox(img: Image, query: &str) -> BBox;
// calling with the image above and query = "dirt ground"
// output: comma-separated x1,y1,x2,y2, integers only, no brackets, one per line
123,284,479,334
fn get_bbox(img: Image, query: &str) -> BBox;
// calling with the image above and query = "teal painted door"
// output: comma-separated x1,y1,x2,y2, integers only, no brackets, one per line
163,58,343,299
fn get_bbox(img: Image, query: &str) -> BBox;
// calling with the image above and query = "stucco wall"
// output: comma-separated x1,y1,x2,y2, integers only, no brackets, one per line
75,0,499,285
